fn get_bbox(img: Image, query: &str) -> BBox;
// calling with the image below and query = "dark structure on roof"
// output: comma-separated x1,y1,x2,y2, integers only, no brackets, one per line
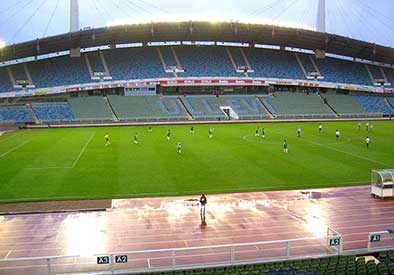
1,21,393,64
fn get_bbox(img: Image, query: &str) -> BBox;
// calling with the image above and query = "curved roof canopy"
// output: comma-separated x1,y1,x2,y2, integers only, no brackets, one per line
1,21,393,64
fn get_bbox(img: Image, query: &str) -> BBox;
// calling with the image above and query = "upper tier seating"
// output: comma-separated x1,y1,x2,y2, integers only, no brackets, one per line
369,65,385,81
32,103,74,122
177,46,235,77
323,94,367,116
0,106,34,124
357,96,394,115
68,96,112,121
315,58,371,86
29,55,91,88
0,67,13,93
298,53,317,74
181,95,270,120
0,46,392,92
384,68,394,87
86,51,105,73
106,47,168,80
263,92,334,117
108,95,187,121
245,48,305,79
160,47,177,67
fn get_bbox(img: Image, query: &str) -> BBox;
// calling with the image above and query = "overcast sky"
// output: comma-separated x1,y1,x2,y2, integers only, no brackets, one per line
0,0,393,47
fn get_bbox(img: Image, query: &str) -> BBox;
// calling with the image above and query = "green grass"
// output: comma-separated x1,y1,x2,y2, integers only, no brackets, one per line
0,121,392,203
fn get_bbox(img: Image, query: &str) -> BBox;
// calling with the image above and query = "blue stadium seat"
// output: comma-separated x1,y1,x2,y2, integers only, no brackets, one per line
0,106,34,123
32,103,74,122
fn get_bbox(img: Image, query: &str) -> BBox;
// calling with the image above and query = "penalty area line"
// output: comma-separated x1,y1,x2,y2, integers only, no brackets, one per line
0,140,30,158
25,132,95,170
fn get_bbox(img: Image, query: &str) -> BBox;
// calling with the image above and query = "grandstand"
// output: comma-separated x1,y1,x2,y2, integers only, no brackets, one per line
2,1,394,275
262,92,335,118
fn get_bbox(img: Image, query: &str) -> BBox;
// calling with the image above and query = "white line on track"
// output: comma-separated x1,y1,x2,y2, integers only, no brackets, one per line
0,140,30,158
4,251,11,259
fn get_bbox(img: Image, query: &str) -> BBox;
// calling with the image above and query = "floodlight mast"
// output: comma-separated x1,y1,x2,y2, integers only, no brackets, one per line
316,0,326,33
315,0,326,59
70,0,81,57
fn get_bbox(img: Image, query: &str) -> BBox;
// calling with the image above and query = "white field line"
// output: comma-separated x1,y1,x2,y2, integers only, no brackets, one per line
0,132,23,144
0,140,30,158
304,138,391,167
270,129,392,167
71,132,95,168
25,132,95,170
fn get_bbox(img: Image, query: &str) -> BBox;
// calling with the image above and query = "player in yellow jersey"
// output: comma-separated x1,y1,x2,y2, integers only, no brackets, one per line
105,133,110,146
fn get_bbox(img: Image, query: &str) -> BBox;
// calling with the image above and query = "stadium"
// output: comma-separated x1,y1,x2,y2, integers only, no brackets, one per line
0,0,394,274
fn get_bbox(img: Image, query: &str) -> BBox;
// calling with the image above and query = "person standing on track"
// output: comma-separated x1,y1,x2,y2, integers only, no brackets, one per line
319,124,323,133
167,129,171,141
358,122,361,131
199,194,207,221
134,132,138,144
255,127,259,137
297,128,301,138
209,128,213,139
261,128,265,138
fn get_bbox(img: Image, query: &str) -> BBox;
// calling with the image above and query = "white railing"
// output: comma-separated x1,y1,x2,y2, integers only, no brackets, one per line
0,233,341,275
367,230,394,252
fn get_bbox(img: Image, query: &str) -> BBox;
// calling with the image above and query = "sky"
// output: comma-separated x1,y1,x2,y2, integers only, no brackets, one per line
0,0,393,48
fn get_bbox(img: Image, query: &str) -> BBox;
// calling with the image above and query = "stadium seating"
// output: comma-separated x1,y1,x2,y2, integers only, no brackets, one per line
0,106,34,123
147,254,393,275
356,96,394,115
298,53,317,74
181,95,269,120
1,46,393,91
0,67,13,93
262,92,335,117
32,103,74,122
323,93,367,116
384,68,394,87
176,46,235,77
68,96,113,121
315,57,372,86
107,95,188,121
29,55,91,88
369,65,385,81
86,51,105,73
106,47,168,81
245,48,305,79
160,47,178,68
386,98,394,109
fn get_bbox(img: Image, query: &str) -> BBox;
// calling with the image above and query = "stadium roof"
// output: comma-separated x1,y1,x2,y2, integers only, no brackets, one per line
1,21,394,65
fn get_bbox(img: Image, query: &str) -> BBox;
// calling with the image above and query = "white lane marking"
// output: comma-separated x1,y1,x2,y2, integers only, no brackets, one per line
71,132,95,168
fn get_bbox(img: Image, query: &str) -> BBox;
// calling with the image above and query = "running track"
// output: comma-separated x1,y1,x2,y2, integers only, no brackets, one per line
1,185,394,274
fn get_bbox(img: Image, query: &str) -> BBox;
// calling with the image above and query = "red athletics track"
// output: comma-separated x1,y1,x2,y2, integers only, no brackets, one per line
0,185,394,274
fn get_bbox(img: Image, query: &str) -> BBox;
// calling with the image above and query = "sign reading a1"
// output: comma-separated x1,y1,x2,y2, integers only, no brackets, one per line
115,255,128,263
329,238,341,246
97,256,110,265
370,234,381,243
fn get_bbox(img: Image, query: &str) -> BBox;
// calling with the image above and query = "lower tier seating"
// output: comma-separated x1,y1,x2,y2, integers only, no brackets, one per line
0,106,34,124
262,92,335,117
108,95,188,121
357,96,394,115
68,96,113,121
181,95,270,120
323,94,367,116
32,103,74,122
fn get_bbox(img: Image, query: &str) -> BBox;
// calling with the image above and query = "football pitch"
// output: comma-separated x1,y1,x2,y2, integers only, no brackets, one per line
0,121,393,203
